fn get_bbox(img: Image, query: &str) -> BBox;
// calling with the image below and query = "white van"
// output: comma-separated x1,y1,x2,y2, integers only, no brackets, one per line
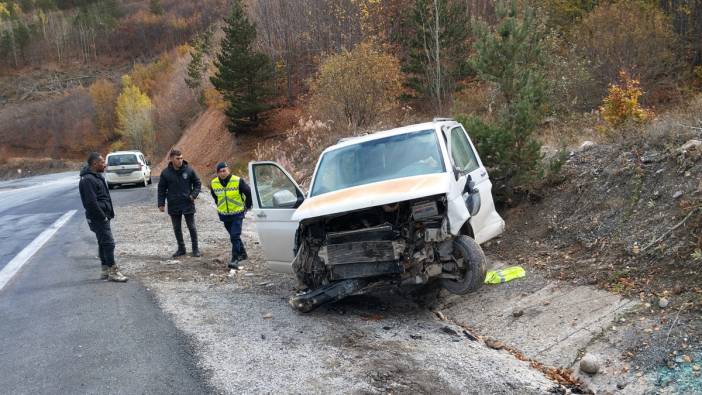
248,119,505,311
104,150,152,188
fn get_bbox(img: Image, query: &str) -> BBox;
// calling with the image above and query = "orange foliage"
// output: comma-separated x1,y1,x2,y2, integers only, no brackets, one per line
600,71,654,127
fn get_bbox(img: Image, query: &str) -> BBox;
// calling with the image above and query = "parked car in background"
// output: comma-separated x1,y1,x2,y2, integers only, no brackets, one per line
248,119,505,312
105,150,152,188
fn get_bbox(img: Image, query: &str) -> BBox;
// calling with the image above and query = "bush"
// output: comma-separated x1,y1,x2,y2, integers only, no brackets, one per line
600,70,654,127
308,42,403,128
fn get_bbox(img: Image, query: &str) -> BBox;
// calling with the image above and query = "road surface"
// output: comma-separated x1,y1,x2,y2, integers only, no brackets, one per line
0,172,211,394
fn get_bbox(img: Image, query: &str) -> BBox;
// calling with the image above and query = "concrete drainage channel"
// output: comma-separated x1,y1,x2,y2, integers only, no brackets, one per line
111,199,653,394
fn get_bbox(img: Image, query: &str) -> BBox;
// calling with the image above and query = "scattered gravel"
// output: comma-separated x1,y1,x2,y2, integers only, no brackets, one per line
111,199,559,394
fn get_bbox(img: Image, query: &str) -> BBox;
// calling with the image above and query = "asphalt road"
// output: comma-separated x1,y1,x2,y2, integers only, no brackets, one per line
0,172,211,394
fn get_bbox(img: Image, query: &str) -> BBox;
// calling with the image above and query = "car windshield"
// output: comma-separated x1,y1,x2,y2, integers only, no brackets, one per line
310,129,445,197
107,154,138,166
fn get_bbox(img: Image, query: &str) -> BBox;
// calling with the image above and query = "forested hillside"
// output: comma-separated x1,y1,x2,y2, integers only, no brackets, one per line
1,0,701,180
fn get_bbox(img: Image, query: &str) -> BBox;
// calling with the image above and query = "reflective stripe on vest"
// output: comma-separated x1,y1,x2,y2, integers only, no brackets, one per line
210,176,245,215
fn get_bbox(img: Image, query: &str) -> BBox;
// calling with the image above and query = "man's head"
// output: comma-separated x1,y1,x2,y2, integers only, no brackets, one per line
169,149,184,169
87,152,106,173
216,161,230,179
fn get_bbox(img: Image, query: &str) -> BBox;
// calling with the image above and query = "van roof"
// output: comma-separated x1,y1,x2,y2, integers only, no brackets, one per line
330,120,459,151
106,151,143,155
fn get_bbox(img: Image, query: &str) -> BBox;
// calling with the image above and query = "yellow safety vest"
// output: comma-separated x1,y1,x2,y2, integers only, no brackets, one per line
210,176,245,215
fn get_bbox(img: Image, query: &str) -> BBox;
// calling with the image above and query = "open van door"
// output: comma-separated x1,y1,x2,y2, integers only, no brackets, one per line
248,161,305,273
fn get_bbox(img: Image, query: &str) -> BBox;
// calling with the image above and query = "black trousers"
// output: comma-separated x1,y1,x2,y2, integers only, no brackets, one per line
88,218,115,267
170,213,198,250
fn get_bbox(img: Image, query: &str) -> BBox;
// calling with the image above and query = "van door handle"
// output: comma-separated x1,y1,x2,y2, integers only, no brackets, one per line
480,171,487,177
257,212,267,218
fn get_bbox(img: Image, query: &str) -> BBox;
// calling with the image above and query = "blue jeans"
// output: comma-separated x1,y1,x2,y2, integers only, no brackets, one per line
222,213,246,259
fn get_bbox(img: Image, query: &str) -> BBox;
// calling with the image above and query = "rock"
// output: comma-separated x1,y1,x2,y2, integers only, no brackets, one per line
410,334,422,340
617,383,626,390
512,309,524,318
681,139,702,152
262,313,273,319
658,297,669,308
580,141,595,151
213,258,223,265
441,326,459,336
485,338,505,350
682,355,692,364
580,353,600,375
693,364,700,371
672,191,683,199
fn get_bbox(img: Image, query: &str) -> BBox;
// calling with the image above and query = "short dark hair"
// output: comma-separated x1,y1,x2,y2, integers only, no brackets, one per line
169,149,182,157
87,152,101,166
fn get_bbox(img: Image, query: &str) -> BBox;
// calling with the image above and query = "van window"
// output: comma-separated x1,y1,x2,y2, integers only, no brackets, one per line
450,127,480,173
108,154,138,166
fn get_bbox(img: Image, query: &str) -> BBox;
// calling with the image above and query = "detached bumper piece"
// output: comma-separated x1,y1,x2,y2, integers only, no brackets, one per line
289,278,371,313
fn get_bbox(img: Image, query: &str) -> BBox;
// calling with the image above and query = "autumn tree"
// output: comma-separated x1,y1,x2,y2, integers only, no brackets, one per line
115,75,155,154
459,0,547,197
403,0,471,114
211,0,273,132
309,42,403,128
89,78,118,140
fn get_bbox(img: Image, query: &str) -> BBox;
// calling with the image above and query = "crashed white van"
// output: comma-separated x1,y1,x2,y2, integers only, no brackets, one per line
248,119,505,312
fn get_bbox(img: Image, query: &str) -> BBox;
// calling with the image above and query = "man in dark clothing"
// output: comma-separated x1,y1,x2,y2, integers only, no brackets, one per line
78,152,128,282
209,162,252,269
158,149,202,258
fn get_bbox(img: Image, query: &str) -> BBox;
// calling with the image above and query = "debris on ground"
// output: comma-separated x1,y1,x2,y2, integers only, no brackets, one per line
484,266,526,284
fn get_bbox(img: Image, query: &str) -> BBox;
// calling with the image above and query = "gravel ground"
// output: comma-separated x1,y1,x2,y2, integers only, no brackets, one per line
111,199,561,394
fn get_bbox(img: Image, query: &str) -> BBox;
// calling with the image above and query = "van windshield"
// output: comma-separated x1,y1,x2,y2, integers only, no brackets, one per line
107,154,138,166
310,129,445,197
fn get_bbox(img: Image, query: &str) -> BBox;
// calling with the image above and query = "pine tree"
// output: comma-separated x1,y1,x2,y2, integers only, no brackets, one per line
460,0,548,198
402,0,471,114
210,0,273,132
149,0,164,15
185,44,205,91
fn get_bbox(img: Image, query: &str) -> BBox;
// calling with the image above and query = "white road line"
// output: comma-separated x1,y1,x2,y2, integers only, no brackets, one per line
0,210,77,292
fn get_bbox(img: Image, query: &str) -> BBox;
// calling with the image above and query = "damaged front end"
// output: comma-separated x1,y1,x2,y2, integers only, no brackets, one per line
289,195,484,312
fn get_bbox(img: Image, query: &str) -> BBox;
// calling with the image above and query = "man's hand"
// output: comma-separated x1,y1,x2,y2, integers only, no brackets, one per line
159,206,165,212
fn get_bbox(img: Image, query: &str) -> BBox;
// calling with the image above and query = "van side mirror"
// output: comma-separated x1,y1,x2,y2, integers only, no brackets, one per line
146,160,151,166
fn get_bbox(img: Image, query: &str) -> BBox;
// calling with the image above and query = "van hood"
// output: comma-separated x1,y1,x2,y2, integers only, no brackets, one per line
293,173,450,221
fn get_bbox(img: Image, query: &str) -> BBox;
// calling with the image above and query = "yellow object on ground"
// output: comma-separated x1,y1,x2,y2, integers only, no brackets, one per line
484,266,526,284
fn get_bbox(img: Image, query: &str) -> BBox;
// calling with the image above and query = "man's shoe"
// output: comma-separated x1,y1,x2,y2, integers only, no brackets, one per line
100,265,109,280
227,259,239,270
108,266,128,282
191,249,202,257
172,249,186,258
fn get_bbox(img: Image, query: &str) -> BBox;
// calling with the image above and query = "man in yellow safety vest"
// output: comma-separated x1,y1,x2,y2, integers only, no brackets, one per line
210,162,252,269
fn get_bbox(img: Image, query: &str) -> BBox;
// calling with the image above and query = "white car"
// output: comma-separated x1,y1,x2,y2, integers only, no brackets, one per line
105,150,152,188
248,119,505,312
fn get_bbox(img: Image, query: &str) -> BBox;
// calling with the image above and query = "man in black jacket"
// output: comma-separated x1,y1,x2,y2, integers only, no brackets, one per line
158,149,202,257
78,152,128,282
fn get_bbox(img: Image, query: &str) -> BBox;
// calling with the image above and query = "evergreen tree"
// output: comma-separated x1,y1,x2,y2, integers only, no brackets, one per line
185,43,205,91
402,0,470,114
210,0,273,132
459,0,548,198
149,0,164,15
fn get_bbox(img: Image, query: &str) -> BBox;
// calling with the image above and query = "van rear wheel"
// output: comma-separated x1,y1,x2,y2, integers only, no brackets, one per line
441,235,486,295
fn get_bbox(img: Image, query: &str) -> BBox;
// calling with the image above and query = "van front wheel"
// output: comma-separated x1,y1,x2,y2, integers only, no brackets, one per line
440,235,486,295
